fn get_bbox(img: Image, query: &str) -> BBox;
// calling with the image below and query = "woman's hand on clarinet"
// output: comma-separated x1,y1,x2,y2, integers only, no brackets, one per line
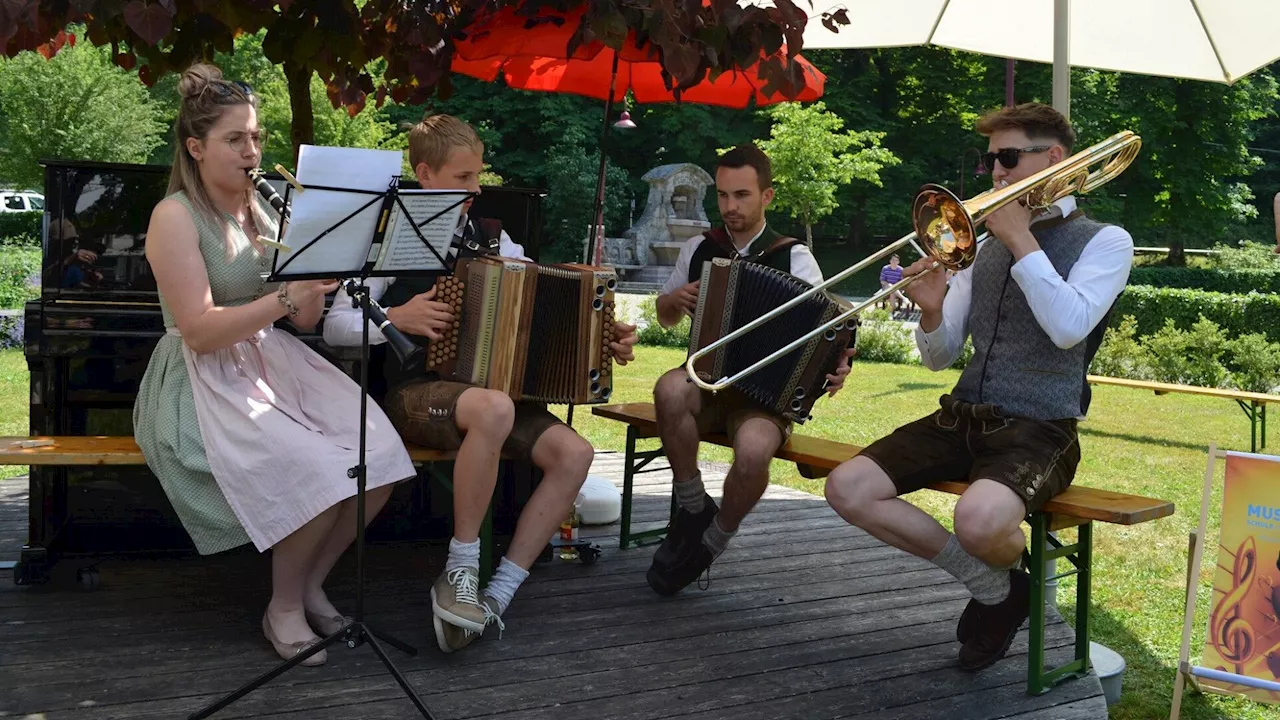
384,286,455,341
824,347,856,397
610,322,639,366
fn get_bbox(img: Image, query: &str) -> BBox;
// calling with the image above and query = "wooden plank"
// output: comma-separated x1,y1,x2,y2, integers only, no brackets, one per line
0,436,459,465
593,403,1176,526
1088,373,1280,404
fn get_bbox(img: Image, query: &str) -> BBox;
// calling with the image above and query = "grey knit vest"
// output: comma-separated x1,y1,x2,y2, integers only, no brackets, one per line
951,208,1113,420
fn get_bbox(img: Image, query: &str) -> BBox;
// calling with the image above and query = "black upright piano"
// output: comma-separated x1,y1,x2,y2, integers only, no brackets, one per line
16,158,546,585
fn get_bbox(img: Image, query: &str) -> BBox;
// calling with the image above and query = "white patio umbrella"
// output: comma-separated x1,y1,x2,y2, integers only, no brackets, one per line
790,0,1280,117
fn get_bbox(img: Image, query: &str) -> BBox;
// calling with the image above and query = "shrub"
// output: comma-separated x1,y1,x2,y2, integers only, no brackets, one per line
852,308,915,364
1142,316,1229,388
950,336,974,370
0,248,41,310
1209,240,1280,270
1225,333,1280,394
1112,285,1280,343
0,314,23,349
0,211,40,242
1090,315,1149,379
635,295,691,348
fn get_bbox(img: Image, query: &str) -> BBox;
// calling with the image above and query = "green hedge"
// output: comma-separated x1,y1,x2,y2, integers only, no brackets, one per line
1112,285,1280,343
0,211,41,246
1127,267,1280,294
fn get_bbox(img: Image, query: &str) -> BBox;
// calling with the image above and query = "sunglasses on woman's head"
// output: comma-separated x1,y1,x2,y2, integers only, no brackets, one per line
982,145,1051,173
203,80,256,101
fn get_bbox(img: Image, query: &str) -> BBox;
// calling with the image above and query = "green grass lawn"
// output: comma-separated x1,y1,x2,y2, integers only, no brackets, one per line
551,346,1270,720
0,345,1266,718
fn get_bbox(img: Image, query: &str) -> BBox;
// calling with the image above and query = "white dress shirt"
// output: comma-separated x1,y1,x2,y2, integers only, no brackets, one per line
660,225,824,295
322,218,528,347
915,196,1134,370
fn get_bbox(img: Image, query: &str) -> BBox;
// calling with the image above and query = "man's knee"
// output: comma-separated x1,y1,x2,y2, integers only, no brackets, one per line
824,456,896,523
731,422,782,477
537,427,594,481
456,389,515,438
654,369,697,416
953,487,1024,558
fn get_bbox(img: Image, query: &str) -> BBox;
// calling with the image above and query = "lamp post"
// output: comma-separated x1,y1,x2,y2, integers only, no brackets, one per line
584,80,638,266
958,147,988,199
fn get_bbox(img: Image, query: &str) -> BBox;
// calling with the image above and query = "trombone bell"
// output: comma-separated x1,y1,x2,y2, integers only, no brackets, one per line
912,184,980,272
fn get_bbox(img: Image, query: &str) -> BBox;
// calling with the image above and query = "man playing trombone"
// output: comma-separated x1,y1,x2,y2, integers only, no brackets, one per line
647,145,853,596
825,103,1134,671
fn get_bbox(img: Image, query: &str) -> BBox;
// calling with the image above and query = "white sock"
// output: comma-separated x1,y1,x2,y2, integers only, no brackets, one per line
445,537,481,574
701,515,735,558
485,557,529,615
674,471,706,513
931,534,1011,605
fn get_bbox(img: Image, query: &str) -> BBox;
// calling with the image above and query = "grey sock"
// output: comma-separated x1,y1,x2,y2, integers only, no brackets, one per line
701,515,735,558
931,534,1011,605
673,471,706,513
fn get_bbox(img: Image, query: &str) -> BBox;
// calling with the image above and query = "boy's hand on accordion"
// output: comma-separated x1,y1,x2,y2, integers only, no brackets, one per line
384,286,455,341
610,322,639,366
824,348,856,397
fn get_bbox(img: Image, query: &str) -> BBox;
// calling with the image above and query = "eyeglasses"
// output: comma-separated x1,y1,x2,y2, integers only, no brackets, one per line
222,130,267,154
981,146,1051,173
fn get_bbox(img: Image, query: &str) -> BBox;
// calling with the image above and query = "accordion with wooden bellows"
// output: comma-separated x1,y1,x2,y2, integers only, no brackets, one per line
427,256,619,404
688,257,856,424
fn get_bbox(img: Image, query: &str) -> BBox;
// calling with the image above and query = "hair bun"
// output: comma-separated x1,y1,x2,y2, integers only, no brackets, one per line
178,63,224,100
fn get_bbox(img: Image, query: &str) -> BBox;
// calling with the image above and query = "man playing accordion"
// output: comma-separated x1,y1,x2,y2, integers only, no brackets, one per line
647,145,854,596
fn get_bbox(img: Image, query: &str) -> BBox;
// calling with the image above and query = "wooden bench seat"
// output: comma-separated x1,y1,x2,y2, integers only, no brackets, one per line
1087,374,1274,452
591,401,1175,698
0,436,505,583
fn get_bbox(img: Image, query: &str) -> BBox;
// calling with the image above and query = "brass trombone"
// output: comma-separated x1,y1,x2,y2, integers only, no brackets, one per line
685,130,1142,392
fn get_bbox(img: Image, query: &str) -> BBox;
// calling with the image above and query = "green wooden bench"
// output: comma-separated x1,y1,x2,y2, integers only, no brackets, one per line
0,435,504,583
592,402,1176,697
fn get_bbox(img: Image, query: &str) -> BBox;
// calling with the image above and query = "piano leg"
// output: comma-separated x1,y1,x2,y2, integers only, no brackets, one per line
13,466,66,585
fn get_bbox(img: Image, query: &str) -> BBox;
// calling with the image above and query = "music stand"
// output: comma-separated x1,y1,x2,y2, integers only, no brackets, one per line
189,175,474,720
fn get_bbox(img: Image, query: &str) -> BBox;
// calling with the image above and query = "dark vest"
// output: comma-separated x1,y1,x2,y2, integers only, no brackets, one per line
379,217,500,390
686,225,799,285
951,208,1115,420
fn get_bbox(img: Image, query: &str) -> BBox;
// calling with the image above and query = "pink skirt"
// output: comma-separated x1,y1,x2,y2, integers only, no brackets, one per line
173,325,417,551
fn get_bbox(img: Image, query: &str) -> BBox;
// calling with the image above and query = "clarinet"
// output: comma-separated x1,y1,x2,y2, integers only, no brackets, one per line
247,169,426,369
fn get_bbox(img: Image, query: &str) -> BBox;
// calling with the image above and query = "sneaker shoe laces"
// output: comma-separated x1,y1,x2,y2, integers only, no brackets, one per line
467,601,505,640
447,567,481,606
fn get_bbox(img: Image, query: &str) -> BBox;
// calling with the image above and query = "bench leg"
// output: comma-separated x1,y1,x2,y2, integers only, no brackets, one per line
619,425,675,550
1027,514,1093,695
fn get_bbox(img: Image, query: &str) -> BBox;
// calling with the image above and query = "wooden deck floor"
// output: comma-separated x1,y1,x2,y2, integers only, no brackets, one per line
0,452,1108,719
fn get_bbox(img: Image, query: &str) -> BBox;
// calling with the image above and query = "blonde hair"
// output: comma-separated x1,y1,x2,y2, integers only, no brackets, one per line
167,63,276,257
408,113,484,175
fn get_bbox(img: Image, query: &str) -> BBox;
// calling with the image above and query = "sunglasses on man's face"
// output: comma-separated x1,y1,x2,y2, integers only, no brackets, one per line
982,145,1051,173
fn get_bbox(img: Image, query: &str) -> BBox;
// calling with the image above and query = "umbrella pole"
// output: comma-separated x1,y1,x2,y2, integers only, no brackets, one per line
1053,0,1071,119
585,50,621,265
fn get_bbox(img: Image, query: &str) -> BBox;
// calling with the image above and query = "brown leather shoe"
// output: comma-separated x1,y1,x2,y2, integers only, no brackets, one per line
262,613,327,666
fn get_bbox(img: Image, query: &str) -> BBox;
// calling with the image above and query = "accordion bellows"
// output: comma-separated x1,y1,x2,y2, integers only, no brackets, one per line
428,257,618,404
689,258,856,424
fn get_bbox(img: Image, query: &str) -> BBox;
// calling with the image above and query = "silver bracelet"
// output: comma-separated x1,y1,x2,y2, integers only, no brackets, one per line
276,283,300,318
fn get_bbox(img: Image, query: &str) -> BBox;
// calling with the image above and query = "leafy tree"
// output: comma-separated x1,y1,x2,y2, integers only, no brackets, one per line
754,101,899,244
1,1,829,159
539,125,631,262
0,35,165,190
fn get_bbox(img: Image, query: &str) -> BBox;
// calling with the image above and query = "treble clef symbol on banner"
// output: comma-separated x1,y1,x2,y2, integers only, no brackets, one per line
1211,537,1258,670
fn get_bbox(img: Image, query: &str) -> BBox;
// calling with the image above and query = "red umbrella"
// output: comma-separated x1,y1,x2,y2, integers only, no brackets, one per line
450,5,824,262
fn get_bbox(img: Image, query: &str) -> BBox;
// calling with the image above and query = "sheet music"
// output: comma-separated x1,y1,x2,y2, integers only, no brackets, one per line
274,145,403,276
375,190,469,273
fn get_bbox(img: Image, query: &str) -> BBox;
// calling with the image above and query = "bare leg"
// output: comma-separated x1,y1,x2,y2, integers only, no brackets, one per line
953,480,1028,568
505,425,594,568
653,369,703,483
451,388,516,542
303,483,396,619
824,455,952,559
715,418,785,532
269,503,343,645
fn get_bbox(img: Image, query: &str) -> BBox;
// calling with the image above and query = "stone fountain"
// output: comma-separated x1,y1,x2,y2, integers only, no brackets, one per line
602,163,713,290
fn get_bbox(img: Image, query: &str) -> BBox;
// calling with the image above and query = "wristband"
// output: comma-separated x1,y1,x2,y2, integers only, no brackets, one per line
276,283,300,318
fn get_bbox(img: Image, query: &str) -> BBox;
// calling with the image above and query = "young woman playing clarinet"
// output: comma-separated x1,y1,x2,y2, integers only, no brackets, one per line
132,63,416,666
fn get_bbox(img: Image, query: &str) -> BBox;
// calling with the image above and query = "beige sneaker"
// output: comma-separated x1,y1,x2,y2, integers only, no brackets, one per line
433,594,505,654
431,567,486,632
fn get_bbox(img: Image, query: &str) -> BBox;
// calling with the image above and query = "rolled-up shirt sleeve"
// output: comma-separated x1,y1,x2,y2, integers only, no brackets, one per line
1009,226,1134,349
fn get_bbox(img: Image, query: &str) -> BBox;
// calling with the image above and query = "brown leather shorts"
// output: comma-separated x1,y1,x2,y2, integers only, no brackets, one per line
383,378,563,463
858,394,1080,513
695,389,791,441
